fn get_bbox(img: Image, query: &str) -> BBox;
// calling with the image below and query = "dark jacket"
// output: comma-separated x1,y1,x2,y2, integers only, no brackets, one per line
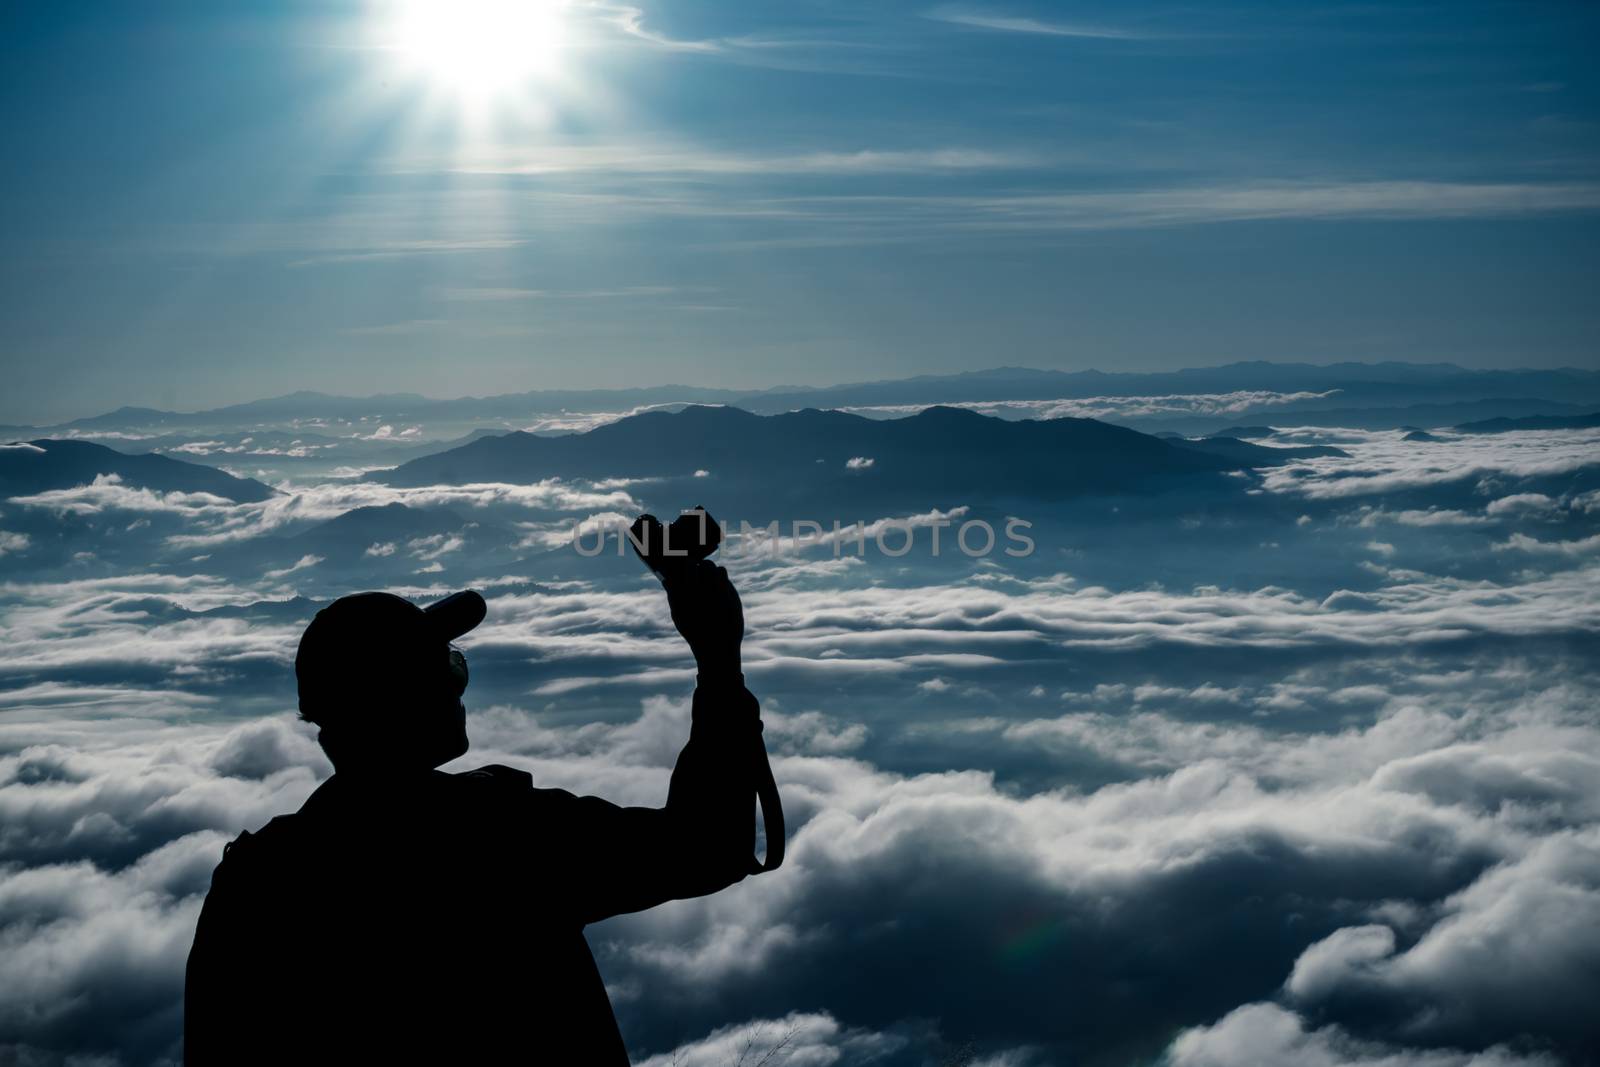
184,681,763,1065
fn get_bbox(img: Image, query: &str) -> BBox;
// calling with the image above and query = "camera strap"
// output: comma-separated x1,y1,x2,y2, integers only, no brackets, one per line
749,725,785,874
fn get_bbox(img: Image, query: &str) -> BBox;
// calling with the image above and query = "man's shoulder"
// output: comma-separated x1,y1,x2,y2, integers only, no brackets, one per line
451,763,536,791
448,765,595,820
206,813,306,889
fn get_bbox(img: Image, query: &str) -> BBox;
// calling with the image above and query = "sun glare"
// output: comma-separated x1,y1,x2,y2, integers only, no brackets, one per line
389,0,568,101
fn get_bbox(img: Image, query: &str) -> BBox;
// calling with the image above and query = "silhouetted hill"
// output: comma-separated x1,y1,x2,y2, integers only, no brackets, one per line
0,440,276,503
59,406,179,431
366,405,1306,505
192,596,321,622
1453,412,1600,434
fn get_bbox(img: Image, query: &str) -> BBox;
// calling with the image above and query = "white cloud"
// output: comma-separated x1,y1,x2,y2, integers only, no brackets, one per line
1279,830,1600,1045
150,478,641,549
1165,1002,1557,1067
9,473,238,517
1485,493,1561,518
408,533,465,560
632,1011,908,1067
263,553,322,579
1493,532,1600,557
1259,428,1600,500
1284,924,1396,1002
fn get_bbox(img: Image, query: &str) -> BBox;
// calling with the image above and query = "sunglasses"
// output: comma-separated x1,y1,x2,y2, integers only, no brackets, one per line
447,645,469,696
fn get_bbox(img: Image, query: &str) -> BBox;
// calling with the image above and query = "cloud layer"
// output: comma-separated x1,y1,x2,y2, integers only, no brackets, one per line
3,421,1599,1064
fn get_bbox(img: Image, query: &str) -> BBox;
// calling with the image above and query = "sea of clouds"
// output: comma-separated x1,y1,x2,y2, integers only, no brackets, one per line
2,424,1598,1065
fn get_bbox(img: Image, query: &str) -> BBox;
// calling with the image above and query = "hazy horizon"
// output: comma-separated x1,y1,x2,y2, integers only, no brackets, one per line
8,357,1600,427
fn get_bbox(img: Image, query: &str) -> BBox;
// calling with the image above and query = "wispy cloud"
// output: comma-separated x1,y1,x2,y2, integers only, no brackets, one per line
439,285,696,302
286,238,524,269
339,174,1600,249
441,145,1031,177
954,180,1600,230
925,5,1150,40
339,318,447,336
582,2,904,67
263,553,322,580
587,2,723,53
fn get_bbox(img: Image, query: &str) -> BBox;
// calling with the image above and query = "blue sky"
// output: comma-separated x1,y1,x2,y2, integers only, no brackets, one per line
2,0,1597,422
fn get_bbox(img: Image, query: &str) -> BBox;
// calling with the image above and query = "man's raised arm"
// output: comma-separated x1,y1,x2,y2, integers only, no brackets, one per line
521,558,773,924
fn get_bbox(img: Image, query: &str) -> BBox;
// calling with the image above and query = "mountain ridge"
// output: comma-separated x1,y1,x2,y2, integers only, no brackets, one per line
0,439,277,503
367,404,1307,508
12,361,1600,433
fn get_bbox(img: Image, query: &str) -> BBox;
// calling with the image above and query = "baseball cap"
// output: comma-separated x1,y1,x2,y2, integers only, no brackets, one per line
295,590,487,725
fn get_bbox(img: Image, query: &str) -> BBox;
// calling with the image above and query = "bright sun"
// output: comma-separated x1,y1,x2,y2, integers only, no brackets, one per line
389,0,568,101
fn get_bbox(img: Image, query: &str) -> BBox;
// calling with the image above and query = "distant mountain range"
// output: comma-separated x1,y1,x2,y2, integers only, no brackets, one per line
1453,411,1600,434
0,439,276,503
7,362,1600,439
1184,397,1590,433
738,363,1600,415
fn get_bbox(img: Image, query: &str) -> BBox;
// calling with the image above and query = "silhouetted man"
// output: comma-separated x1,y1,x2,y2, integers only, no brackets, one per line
185,560,771,1064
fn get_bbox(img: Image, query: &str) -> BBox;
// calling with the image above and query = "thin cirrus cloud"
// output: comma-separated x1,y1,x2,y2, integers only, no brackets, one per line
949,180,1600,230
583,2,919,71
436,144,1033,177
438,285,703,302
924,5,1154,39
281,177,1600,264
284,238,526,269
580,1,723,53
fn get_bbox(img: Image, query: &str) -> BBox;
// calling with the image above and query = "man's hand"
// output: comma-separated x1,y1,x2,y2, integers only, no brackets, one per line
630,509,743,676
663,560,744,677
